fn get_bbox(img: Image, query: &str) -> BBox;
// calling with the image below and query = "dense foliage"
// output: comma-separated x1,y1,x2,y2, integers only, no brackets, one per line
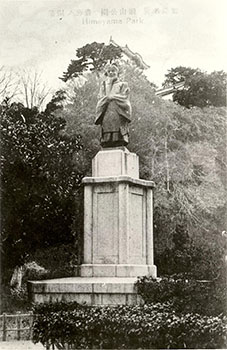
0,102,83,269
136,274,226,316
163,66,226,108
32,301,227,349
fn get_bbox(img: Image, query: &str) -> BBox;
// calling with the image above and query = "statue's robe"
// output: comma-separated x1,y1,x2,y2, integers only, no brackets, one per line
95,78,132,147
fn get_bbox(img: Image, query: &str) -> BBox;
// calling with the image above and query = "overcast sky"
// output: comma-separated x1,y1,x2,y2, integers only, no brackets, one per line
1,0,226,91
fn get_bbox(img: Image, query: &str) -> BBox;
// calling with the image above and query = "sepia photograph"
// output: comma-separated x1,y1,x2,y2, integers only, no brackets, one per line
0,0,226,349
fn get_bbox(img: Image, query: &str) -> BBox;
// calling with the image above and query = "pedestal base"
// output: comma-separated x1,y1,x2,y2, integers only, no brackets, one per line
28,277,143,306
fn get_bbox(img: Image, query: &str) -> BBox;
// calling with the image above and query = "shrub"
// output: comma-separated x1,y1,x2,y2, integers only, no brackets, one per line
30,243,79,279
32,301,227,349
136,274,226,316
1,284,31,313
2,244,79,313
23,261,48,281
155,234,226,280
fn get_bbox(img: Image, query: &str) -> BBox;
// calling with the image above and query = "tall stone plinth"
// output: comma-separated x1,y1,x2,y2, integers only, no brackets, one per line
28,148,157,305
81,176,156,278
92,147,139,178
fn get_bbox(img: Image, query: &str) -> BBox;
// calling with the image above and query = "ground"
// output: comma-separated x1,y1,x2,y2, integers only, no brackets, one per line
0,341,44,349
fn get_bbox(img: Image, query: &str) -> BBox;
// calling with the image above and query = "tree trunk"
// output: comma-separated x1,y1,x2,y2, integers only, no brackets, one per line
164,132,170,193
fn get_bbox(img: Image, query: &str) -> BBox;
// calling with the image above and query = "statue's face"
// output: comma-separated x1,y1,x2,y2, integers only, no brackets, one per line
106,67,118,78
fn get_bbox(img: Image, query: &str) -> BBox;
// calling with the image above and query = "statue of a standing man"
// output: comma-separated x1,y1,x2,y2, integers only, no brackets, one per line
95,63,132,148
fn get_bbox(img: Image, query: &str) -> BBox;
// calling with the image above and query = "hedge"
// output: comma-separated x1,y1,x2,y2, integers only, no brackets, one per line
136,274,227,316
32,301,227,349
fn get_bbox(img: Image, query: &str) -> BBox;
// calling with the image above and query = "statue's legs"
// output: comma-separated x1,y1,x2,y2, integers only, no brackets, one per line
101,101,129,148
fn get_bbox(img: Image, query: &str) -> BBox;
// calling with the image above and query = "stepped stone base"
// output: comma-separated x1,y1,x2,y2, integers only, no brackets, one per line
28,277,143,306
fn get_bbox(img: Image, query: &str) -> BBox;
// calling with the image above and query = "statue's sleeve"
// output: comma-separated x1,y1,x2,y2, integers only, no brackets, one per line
111,82,130,100
98,81,106,99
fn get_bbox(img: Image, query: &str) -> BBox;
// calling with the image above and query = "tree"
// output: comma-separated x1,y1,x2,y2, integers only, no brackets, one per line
0,101,83,269
45,89,67,114
60,42,122,82
163,66,227,108
0,68,52,110
56,73,100,176
17,69,52,110
0,66,19,103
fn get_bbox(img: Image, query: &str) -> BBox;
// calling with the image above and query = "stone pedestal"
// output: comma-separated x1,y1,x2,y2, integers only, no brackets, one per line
81,176,156,278
28,147,157,305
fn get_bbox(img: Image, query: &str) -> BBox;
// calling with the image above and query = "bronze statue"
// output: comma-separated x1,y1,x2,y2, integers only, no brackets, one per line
95,63,132,147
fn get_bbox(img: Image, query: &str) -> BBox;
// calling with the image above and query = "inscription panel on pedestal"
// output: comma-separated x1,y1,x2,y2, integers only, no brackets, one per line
93,186,118,264
129,187,146,264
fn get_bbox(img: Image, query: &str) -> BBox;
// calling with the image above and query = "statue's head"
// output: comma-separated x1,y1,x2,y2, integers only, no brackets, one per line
104,63,119,78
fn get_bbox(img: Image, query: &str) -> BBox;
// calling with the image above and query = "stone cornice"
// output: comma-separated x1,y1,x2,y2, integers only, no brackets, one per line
82,176,155,188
